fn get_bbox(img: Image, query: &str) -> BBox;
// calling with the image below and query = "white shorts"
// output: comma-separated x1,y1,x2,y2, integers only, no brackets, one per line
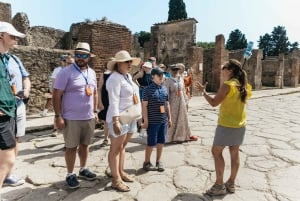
16,102,26,137
108,120,137,138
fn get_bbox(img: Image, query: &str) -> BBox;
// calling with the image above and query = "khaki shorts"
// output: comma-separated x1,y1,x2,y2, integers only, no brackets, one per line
63,119,95,148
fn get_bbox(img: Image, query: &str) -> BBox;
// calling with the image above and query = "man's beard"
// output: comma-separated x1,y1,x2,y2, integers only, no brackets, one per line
76,60,88,68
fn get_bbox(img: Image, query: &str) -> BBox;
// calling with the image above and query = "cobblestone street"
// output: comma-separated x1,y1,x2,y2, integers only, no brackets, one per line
1,88,300,201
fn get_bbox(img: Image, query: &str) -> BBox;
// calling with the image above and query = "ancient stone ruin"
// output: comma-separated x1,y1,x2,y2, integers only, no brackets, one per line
0,1,299,113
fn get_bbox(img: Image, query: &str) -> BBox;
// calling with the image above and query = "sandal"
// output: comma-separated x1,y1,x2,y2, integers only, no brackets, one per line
100,139,109,147
225,180,235,193
190,135,198,141
206,184,226,196
111,180,130,192
121,174,134,182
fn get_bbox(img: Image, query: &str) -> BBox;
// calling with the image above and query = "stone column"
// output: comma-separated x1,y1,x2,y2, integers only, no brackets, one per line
290,57,299,87
275,53,284,88
186,47,204,96
211,35,228,92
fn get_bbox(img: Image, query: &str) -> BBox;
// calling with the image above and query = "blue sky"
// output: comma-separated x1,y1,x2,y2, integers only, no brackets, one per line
2,0,300,47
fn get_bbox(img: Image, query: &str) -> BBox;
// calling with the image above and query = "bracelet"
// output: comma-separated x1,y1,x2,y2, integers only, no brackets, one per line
113,121,119,125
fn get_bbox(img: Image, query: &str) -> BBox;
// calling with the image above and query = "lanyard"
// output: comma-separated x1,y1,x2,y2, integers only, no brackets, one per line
73,63,89,85
0,54,12,81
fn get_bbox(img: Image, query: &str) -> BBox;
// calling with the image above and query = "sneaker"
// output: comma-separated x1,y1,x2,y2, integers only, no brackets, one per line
156,161,165,172
143,162,156,171
3,175,25,187
78,168,97,181
66,174,80,189
206,183,226,196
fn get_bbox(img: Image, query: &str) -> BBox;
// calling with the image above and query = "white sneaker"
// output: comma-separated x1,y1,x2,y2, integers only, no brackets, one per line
3,175,25,187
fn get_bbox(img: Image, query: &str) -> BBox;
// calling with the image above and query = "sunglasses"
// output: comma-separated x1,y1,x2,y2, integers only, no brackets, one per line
124,60,132,63
222,66,229,70
75,53,89,59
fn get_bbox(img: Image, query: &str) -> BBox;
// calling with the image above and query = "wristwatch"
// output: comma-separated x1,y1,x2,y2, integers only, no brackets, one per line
55,114,62,118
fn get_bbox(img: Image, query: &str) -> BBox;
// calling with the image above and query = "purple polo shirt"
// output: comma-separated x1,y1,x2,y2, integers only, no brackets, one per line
54,64,97,120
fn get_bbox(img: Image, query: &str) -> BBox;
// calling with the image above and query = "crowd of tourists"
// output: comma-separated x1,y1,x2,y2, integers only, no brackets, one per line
0,21,252,198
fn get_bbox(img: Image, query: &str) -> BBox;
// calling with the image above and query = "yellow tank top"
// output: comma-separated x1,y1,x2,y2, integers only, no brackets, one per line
218,79,252,128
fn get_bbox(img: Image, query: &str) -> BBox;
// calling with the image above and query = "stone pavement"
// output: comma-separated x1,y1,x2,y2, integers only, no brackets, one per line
1,87,300,201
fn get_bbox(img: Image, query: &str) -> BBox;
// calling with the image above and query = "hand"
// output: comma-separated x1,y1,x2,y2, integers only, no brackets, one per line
142,121,148,129
168,119,172,128
195,82,208,93
23,89,30,99
113,121,121,135
0,110,5,116
55,117,65,129
94,113,99,123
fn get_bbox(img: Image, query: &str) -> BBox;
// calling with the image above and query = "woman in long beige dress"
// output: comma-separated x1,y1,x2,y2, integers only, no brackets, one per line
164,64,191,143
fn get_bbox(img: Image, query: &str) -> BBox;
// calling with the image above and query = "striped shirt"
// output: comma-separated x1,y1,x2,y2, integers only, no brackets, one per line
143,82,169,124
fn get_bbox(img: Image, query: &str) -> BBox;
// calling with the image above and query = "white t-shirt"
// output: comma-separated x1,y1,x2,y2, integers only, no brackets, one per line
51,66,62,79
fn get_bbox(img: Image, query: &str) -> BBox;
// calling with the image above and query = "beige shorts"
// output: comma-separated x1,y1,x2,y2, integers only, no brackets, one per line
63,119,95,148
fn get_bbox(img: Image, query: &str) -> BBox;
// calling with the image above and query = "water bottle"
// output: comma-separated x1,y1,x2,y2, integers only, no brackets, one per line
243,41,254,60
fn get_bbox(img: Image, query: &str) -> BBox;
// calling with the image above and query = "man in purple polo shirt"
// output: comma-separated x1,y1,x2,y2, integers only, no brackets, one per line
52,42,98,189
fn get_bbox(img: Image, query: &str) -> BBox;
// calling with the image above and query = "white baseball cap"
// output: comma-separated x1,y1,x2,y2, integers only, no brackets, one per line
0,21,26,38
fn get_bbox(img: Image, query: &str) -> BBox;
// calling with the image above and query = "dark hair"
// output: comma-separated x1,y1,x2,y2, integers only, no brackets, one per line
223,59,248,103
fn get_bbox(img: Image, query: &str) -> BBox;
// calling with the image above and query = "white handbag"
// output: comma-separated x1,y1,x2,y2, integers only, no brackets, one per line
119,105,142,125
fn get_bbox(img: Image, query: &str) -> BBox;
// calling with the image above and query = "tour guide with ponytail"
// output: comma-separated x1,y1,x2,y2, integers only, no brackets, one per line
195,59,252,196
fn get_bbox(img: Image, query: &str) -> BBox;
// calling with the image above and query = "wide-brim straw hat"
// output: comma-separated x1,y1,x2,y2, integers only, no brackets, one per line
107,50,140,71
74,42,96,57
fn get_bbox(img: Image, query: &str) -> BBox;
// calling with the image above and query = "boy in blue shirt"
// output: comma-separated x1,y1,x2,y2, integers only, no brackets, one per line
142,68,172,172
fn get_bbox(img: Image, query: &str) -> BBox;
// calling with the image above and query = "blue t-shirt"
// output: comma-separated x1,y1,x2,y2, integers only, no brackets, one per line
143,82,169,124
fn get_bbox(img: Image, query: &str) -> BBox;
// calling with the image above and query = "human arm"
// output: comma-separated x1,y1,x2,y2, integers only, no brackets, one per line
142,100,148,129
166,101,172,128
97,73,104,111
22,77,31,98
52,88,65,129
133,70,144,87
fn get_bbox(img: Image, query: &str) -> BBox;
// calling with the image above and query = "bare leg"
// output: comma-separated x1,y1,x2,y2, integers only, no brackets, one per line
78,144,89,168
228,145,240,183
211,145,225,185
65,147,77,173
156,143,163,162
0,149,15,187
145,146,153,163
108,134,127,182
119,133,132,177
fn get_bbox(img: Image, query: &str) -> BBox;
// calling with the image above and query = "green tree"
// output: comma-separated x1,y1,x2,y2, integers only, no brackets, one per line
168,0,187,21
258,26,292,57
258,33,272,58
225,29,247,50
289,42,299,52
196,42,215,49
134,31,151,48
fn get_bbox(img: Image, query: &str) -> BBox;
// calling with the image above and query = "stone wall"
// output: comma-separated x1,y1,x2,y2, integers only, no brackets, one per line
229,49,263,89
0,2,11,22
10,46,71,114
151,18,197,66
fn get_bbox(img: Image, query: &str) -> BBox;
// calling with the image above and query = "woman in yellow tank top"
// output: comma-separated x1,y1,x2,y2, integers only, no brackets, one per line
196,59,252,196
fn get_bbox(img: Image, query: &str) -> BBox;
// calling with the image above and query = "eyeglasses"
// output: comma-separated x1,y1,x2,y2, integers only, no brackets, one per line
124,60,132,63
75,53,89,59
